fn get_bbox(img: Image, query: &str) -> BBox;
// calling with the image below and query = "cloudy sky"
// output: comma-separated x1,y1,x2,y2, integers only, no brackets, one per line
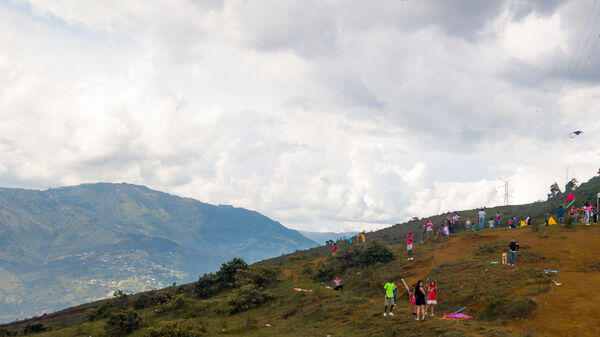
1,0,599,232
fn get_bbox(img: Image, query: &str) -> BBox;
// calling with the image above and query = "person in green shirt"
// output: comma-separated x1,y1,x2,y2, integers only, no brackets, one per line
383,279,396,316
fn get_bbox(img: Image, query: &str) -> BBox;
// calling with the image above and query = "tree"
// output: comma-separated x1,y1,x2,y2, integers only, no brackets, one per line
565,178,579,192
547,182,561,199
216,258,248,288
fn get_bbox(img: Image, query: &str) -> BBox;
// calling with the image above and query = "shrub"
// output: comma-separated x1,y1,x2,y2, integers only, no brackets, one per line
143,319,207,337
104,309,142,337
22,323,47,334
155,294,193,313
216,258,248,288
195,273,219,299
236,266,278,288
477,298,537,321
88,302,114,321
565,217,574,229
133,294,151,310
216,284,274,315
361,241,393,265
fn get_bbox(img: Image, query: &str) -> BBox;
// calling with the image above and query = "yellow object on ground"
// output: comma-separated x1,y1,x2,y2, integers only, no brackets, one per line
520,220,527,227
548,217,557,225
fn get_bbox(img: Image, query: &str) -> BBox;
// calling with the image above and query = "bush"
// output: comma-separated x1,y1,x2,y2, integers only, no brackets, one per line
195,273,219,299
216,284,275,315
22,323,47,334
236,266,278,288
155,294,193,313
478,298,537,321
133,294,151,310
143,319,207,337
88,302,114,321
104,309,142,337
216,258,248,288
361,241,393,265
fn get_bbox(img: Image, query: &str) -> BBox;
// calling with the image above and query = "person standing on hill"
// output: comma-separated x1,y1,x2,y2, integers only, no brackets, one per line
406,233,414,261
544,212,550,226
465,218,472,231
452,212,460,234
584,201,591,225
414,280,427,321
426,220,434,239
421,223,427,241
557,205,565,225
508,239,519,266
426,280,438,317
478,209,486,229
508,217,514,229
495,212,501,227
332,243,338,255
383,279,396,316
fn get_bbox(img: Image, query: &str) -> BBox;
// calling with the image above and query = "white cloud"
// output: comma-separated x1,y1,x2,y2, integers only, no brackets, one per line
0,0,598,232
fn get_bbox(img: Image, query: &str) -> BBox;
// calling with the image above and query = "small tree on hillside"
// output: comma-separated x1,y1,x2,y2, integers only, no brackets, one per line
216,258,248,288
565,178,579,192
547,182,561,199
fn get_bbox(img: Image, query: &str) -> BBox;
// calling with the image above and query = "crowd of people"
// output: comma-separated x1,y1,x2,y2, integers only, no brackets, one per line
329,200,597,321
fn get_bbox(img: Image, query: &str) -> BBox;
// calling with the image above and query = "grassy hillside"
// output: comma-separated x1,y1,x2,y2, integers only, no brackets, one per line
5,222,600,336
2,177,599,336
0,183,317,322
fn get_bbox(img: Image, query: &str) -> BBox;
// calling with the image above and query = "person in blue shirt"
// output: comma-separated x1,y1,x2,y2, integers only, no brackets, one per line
557,205,565,224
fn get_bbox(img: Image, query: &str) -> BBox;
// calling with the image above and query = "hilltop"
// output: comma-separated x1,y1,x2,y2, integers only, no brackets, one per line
1,176,599,336
0,183,317,322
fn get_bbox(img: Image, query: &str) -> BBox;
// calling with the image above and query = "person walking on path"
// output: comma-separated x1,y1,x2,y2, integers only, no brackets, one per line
383,279,396,316
557,205,565,225
508,239,519,266
333,276,343,292
426,280,438,317
407,233,414,260
414,280,427,321
478,209,486,229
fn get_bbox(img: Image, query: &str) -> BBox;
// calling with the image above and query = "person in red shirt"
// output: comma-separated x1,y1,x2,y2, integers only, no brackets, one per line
332,243,338,255
426,280,438,317
407,232,414,261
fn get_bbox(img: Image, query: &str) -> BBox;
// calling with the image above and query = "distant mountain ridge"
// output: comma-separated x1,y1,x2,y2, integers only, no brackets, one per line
0,183,317,322
297,230,358,245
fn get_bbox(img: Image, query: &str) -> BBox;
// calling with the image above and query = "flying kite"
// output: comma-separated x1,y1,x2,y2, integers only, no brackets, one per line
569,131,583,138
565,193,576,208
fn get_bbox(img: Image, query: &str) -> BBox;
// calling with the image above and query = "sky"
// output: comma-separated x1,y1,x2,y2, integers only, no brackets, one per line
0,0,599,232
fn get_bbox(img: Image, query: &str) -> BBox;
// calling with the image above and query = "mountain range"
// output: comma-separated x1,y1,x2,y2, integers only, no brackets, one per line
0,183,317,322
